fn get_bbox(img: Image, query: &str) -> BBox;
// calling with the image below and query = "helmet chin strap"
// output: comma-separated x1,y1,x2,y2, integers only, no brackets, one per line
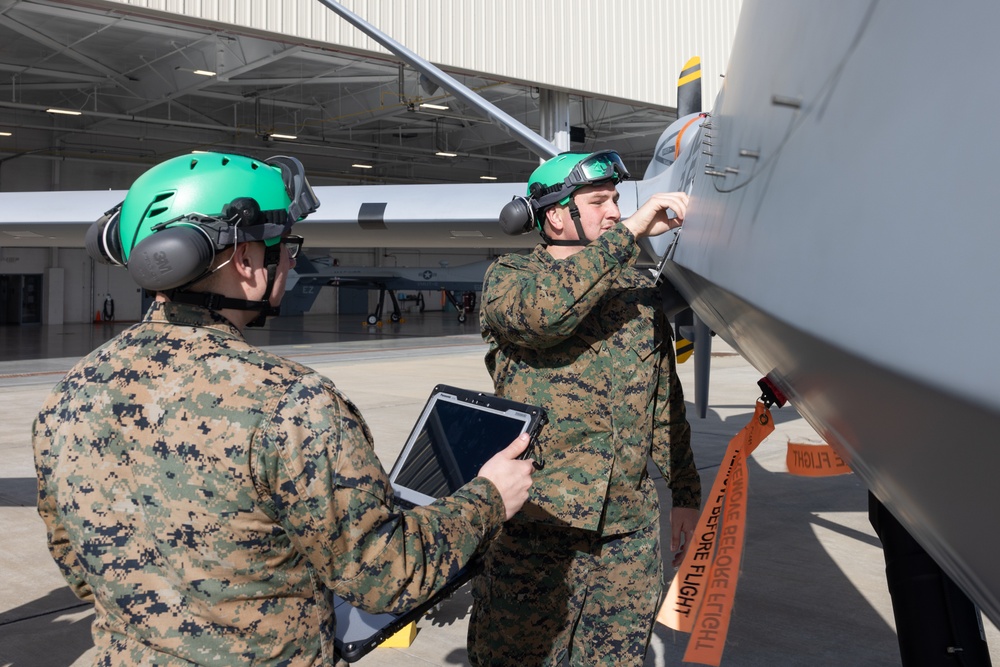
166,243,283,327
541,202,593,247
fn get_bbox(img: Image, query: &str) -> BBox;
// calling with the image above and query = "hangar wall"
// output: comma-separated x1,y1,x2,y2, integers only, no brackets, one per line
100,0,742,110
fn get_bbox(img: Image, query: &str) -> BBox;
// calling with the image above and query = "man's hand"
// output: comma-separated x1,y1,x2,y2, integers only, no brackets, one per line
478,434,535,520
622,192,689,239
670,506,701,568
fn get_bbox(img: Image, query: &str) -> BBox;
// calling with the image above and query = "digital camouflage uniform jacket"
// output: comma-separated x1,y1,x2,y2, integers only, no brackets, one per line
33,301,505,666
481,223,701,535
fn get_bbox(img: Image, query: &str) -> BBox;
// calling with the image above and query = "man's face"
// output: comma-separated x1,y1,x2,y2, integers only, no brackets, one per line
548,181,621,242
241,237,297,307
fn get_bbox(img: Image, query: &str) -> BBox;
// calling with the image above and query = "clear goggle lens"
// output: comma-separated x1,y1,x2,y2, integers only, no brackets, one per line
566,150,630,187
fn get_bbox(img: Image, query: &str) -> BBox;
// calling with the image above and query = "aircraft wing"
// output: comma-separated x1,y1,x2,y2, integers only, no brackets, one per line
296,182,539,249
0,182,543,250
0,190,125,248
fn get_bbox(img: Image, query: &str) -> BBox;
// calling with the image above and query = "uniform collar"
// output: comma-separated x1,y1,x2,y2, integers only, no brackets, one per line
144,300,244,340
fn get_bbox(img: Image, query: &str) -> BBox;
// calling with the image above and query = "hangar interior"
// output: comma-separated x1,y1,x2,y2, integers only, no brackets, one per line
0,0,740,326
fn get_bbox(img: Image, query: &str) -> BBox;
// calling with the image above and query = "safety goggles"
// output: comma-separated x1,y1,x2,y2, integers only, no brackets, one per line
265,155,320,222
564,150,630,188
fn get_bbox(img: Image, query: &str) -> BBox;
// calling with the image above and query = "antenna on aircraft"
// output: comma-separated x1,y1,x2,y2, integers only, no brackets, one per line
315,0,559,160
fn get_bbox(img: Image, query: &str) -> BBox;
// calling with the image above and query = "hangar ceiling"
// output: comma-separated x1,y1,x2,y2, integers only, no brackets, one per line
0,0,678,190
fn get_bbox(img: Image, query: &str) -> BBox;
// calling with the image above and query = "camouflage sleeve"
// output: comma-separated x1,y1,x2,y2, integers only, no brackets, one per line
650,319,702,510
482,223,639,349
32,417,94,602
253,374,505,614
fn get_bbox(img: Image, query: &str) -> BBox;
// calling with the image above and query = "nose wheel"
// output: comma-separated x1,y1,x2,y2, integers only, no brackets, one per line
443,290,477,323
365,285,404,326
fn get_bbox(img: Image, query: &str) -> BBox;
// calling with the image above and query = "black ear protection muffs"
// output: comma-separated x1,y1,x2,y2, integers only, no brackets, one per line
85,203,217,292
126,225,217,292
498,182,549,236
497,182,590,247
84,196,274,292
84,204,126,267
498,196,538,236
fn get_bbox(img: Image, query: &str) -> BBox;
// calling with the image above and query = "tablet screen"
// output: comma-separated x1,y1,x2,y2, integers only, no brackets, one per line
389,392,533,505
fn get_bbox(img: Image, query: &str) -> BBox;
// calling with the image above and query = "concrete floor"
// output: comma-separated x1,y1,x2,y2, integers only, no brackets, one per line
1,312,996,666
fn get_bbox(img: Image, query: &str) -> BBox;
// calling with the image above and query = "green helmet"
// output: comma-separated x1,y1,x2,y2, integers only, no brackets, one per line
527,150,630,214
85,151,319,294
118,152,310,261
497,150,631,241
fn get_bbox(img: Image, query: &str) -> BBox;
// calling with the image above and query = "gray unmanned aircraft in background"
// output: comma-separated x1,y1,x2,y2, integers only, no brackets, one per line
285,256,491,325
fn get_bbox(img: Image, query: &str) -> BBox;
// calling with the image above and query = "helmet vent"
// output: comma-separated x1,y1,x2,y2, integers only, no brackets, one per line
221,156,230,166
147,191,174,219
188,158,198,170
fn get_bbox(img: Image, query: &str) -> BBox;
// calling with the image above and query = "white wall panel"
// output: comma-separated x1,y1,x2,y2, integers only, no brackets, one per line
100,0,742,109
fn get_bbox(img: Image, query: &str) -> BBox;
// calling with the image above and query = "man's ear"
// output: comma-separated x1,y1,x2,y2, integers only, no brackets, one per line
229,242,256,280
544,205,565,235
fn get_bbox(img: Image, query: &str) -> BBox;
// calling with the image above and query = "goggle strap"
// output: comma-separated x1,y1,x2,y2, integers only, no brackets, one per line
266,155,320,221
151,209,292,249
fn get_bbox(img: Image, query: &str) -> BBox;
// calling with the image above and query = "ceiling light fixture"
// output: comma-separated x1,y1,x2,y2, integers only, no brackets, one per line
0,131,11,137
435,151,458,158
174,66,217,77
480,175,497,180
352,163,373,169
46,108,82,116
269,133,297,140
419,103,449,110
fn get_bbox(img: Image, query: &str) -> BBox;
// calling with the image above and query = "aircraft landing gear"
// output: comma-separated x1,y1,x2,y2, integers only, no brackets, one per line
366,285,404,327
443,290,478,323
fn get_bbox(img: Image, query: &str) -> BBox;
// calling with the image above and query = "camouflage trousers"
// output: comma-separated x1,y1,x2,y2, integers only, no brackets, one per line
467,518,663,666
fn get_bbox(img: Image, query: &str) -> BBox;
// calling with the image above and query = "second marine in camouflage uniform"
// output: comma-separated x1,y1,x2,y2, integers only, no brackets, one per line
469,223,701,665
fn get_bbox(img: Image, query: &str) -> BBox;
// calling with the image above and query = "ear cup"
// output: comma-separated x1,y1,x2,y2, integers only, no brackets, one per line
84,206,126,266
498,196,538,236
126,225,215,292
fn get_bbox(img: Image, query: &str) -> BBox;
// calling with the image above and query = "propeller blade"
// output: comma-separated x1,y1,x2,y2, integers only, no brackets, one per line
676,337,693,364
677,56,703,118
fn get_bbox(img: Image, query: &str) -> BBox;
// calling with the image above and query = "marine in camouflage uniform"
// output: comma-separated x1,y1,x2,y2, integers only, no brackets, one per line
469,152,701,666
34,301,505,666
33,152,533,667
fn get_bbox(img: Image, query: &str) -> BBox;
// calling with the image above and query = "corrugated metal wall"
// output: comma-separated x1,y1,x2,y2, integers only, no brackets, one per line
100,0,742,109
